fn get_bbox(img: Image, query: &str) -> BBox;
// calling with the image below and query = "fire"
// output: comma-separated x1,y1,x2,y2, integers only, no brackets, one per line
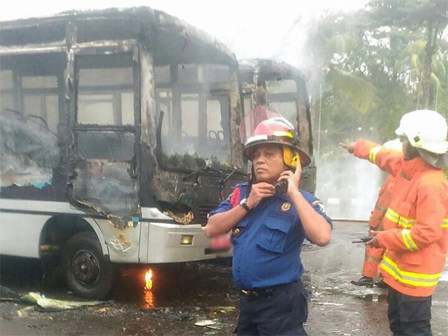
144,269,153,290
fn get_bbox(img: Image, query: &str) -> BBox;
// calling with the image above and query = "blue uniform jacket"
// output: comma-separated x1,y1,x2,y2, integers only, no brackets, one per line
209,182,332,290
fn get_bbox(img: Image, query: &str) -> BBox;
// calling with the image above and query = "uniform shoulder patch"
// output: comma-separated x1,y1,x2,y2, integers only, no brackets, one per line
229,187,241,208
312,200,326,214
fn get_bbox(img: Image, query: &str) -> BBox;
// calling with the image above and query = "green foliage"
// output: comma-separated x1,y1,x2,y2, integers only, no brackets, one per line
328,68,376,114
312,0,448,155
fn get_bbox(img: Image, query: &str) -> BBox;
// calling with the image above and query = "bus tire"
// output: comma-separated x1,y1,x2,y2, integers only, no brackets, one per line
62,231,113,300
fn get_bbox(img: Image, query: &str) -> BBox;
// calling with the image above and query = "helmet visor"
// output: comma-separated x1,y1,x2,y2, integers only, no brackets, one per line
239,106,282,145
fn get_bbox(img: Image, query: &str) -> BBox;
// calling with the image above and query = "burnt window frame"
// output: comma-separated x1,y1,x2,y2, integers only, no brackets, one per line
154,63,232,171
0,52,67,133
72,47,140,166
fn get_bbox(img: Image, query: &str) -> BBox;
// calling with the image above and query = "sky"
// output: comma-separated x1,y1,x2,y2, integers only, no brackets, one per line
1,0,367,63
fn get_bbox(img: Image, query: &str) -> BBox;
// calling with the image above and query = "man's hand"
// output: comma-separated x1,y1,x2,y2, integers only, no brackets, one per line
366,230,381,248
246,182,275,209
340,142,356,154
278,160,302,198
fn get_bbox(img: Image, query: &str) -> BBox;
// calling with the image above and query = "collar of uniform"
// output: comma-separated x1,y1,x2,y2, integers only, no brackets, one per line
401,157,435,180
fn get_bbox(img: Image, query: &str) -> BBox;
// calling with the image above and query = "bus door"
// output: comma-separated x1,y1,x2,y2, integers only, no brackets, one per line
69,49,141,230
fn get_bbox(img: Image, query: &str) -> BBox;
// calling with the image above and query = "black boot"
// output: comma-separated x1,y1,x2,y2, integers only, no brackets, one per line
351,276,374,288
375,279,388,288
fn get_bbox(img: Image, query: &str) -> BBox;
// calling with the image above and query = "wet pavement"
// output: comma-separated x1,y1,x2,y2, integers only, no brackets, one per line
1,220,447,336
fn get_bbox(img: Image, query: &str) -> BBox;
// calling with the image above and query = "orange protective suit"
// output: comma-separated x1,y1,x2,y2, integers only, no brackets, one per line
354,140,448,297
362,174,394,279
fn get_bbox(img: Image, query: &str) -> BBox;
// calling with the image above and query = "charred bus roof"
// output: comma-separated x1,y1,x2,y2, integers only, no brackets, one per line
239,58,307,84
0,6,238,66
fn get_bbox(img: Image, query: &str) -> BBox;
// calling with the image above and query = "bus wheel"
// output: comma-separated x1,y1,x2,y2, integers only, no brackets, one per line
62,231,113,300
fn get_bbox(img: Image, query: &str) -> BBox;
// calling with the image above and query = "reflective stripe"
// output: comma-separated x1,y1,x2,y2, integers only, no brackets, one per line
369,146,382,164
402,229,418,251
272,131,293,138
385,208,416,228
381,256,441,287
385,208,448,229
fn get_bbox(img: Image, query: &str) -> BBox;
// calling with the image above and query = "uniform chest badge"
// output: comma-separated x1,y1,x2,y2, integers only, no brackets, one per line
281,202,291,212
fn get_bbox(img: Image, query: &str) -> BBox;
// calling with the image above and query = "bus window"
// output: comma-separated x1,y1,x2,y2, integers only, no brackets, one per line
266,79,297,93
270,101,298,124
267,79,299,123
155,64,232,169
77,132,135,161
181,93,199,138
0,53,63,133
22,76,59,132
243,94,253,116
157,89,173,136
0,53,63,188
74,54,136,160
76,55,134,126
207,96,230,155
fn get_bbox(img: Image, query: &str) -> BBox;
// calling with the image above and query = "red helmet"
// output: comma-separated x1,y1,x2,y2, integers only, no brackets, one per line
243,117,311,167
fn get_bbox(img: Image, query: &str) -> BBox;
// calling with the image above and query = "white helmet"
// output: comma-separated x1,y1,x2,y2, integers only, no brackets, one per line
395,110,448,154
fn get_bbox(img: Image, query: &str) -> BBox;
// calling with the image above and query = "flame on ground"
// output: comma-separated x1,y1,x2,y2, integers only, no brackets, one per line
145,269,153,290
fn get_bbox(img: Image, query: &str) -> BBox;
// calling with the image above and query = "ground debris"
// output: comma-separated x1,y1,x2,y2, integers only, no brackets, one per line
195,320,217,327
17,306,36,318
207,306,236,314
20,292,105,311
195,319,223,330
143,306,194,322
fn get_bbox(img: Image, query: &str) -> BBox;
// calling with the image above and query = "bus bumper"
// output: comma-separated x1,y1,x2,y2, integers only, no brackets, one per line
139,222,231,263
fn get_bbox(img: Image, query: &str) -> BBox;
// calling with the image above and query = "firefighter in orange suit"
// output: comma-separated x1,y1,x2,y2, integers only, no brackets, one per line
342,110,448,336
351,139,401,288
351,174,394,287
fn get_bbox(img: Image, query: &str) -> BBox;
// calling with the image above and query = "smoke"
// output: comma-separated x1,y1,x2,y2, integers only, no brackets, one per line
316,152,383,220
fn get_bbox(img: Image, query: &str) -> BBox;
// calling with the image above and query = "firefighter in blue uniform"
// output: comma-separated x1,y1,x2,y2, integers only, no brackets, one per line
205,117,332,336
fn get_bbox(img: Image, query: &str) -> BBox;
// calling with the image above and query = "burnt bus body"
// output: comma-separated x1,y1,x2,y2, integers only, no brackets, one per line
239,59,316,193
0,7,246,299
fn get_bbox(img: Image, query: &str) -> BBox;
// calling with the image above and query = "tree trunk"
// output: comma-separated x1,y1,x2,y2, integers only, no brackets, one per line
422,21,434,109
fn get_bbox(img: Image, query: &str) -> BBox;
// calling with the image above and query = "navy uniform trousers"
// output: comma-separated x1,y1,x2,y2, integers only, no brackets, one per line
236,279,310,336
387,286,432,336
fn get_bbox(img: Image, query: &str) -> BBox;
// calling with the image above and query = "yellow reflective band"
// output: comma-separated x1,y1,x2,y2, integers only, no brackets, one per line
385,208,416,228
385,208,399,222
443,219,448,228
381,256,441,287
386,209,448,229
401,229,418,251
369,146,382,164
272,131,293,138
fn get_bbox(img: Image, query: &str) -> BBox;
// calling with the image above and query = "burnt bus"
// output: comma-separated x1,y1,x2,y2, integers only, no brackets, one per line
0,7,246,299
239,59,316,193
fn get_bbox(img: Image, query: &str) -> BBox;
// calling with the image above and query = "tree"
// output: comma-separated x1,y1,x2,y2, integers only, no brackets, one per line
291,11,377,151
367,0,448,108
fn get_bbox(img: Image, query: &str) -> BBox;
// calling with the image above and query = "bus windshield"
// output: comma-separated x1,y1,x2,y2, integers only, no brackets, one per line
155,63,232,171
